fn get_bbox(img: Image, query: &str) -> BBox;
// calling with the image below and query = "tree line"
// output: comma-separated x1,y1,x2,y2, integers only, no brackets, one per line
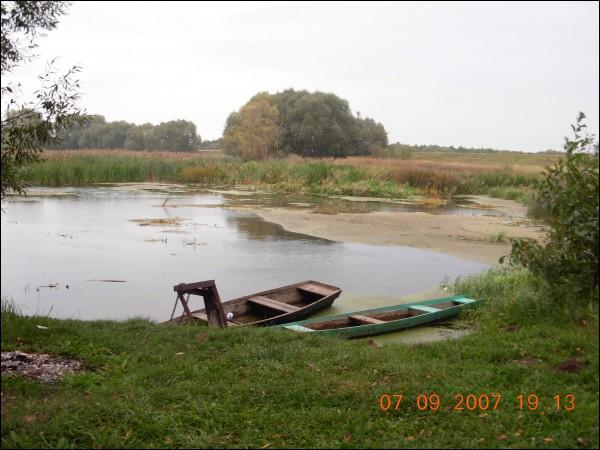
223,89,388,159
386,142,561,156
45,115,201,151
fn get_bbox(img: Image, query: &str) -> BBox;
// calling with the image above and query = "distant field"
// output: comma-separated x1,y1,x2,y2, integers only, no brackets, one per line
410,151,561,169
41,148,560,169
192,148,562,169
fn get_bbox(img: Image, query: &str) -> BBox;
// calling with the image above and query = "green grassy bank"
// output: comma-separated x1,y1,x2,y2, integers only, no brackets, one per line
23,151,544,201
2,268,598,448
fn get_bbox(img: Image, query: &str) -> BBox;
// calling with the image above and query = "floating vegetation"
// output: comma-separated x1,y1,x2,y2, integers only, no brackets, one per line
36,283,59,292
182,238,208,248
457,202,496,210
130,218,184,226
145,237,168,243
414,197,449,207
86,279,127,283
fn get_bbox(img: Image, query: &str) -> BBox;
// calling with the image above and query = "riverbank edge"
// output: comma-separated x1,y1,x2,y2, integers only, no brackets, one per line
1,268,598,448
241,206,546,265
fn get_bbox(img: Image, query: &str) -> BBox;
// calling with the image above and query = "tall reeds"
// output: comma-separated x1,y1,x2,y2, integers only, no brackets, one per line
25,150,545,200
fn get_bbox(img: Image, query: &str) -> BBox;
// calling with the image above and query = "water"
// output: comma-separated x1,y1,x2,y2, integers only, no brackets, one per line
1,186,488,323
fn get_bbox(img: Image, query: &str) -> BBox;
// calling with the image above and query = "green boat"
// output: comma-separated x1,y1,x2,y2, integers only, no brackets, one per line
277,295,479,338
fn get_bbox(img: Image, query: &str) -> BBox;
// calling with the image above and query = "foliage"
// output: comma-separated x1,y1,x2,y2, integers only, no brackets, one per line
46,115,201,151
274,89,355,157
385,143,413,159
223,89,388,159
386,142,560,154
354,116,388,154
222,93,280,159
455,266,598,326
197,138,222,150
508,113,599,298
1,1,85,199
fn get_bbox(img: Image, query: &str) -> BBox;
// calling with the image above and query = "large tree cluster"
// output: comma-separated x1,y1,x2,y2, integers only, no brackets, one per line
223,89,387,159
48,115,201,151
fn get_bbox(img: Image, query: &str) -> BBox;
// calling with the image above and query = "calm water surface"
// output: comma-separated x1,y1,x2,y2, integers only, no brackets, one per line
1,187,489,323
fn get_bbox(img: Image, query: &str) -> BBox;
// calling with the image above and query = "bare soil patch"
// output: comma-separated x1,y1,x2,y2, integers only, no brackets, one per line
1,351,83,383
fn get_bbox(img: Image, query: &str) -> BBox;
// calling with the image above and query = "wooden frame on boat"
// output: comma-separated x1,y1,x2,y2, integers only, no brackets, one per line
165,280,342,327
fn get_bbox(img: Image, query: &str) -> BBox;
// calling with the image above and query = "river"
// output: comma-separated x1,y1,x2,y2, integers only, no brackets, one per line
1,185,489,342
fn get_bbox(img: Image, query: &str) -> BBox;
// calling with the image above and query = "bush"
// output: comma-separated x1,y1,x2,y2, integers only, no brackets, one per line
507,113,599,299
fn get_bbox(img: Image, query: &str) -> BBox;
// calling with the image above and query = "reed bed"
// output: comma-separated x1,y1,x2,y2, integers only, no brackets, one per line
25,150,545,201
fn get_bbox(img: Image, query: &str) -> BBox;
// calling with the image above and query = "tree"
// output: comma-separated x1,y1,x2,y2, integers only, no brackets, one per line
273,90,356,157
507,113,599,299
387,142,413,159
1,1,84,199
124,123,153,150
223,93,280,160
223,89,389,159
152,120,200,151
354,117,388,155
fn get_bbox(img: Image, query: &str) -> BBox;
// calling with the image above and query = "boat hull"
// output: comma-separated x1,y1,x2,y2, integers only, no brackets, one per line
278,295,479,338
166,280,342,327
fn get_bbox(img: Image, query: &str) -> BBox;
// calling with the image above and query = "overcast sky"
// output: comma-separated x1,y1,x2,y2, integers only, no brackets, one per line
5,1,599,151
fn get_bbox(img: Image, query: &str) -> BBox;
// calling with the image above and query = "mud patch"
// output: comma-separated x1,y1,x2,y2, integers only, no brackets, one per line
245,207,546,264
1,351,83,383
554,358,588,373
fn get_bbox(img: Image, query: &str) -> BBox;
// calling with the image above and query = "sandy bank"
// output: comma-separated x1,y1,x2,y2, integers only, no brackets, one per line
245,207,546,265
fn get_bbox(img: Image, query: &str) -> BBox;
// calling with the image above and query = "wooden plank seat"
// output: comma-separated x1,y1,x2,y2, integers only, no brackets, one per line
409,305,440,314
191,312,208,321
247,296,300,314
349,314,386,325
453,297,476,305
191,312,240,326
298,284,332,297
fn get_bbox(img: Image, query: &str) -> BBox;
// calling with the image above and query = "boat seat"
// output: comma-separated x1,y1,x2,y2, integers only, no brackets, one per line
191,312,208,321
247,296,300,314
298,284,331,297
284,324,314,333
453,297,476,304
409,305,440,314
191,311,240,325
349,314,386,325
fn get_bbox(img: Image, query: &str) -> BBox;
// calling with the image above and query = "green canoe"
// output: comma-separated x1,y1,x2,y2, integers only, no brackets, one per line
277,295,479,338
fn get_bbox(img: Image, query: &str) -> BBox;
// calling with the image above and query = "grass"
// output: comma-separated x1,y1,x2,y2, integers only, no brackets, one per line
1,268,598,448
23,149,551,203
488,231,508,243
409,151,561,167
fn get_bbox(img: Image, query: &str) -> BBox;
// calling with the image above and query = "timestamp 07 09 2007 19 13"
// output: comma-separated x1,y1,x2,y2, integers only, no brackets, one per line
378,393,576,412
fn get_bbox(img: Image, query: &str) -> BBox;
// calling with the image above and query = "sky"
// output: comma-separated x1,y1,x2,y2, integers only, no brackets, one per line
4,1,599,151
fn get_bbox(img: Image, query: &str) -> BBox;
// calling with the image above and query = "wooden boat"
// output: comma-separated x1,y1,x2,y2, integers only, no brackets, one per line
277,295,479,338
166,280,342,327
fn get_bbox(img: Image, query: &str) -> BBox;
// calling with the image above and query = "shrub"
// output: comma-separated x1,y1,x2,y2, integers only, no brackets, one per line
507,113,599,299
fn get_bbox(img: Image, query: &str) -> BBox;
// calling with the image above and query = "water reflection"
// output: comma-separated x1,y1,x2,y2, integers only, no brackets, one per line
226,214,333,243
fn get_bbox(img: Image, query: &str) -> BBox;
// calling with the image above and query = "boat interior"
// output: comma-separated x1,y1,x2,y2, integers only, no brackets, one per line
192,281,337,325
304,299,464,330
